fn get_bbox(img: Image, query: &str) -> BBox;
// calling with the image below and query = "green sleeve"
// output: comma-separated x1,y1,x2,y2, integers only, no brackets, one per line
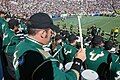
52,61,79,80
2,21,9,34
3,29,15,46
5,36,20,55
0,18,9,35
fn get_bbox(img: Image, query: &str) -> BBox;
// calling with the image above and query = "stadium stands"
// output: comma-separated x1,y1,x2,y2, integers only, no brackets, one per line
0,0,120,17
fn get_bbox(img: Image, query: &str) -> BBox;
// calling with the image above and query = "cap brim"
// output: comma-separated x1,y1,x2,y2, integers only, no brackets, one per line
51,25,60,33
28,22,60,33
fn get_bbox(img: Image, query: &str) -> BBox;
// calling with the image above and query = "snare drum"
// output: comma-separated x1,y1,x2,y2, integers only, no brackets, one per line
65,62,73,71
81,69,99,80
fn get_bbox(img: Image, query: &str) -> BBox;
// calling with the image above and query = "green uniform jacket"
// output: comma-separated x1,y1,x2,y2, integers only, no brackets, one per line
63,43,78,64
13,37,79,80
3,29,16,47
0,17,9,35
86,47,110,71
5,35,21,56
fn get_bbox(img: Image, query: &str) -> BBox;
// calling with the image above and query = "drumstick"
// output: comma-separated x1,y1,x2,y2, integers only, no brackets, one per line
53,47,62,57
78,15,83,49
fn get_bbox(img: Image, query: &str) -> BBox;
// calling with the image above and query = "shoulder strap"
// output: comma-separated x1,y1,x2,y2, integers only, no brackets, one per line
37,48,52,59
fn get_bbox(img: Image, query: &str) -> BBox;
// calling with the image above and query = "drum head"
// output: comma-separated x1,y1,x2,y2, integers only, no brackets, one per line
81,69,98,80
65,62,73,70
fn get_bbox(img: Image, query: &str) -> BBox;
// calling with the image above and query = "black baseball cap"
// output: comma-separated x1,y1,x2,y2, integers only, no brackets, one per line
28,12,58,32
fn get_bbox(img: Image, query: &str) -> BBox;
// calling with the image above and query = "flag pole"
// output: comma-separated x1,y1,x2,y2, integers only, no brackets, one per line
77,14,83,49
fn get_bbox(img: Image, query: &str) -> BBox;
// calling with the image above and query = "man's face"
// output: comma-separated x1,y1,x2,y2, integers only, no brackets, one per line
14,26,19,33
72,40,77,46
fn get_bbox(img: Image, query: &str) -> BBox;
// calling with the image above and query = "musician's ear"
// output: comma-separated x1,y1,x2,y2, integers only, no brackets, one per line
38,30,47,38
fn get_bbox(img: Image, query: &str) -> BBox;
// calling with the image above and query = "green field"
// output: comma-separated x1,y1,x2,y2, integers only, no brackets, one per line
54,16,120,42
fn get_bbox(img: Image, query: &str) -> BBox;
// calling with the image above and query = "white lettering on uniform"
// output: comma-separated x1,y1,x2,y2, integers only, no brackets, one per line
64,49,72,55
90,50,104,61
115,71,120,80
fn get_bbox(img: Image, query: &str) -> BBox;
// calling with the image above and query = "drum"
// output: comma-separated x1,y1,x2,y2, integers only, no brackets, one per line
81,69,99,80
65,62,73,71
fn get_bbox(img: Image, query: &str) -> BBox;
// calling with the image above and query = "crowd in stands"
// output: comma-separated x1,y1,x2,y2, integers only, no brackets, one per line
0,0,120,18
